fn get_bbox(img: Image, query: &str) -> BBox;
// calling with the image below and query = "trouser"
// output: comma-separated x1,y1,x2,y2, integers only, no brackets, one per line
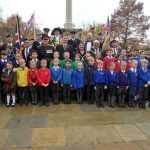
63,84,71,104
86,85,94,104
108,85,116,107
95,84,104,106
39,86,49,104
30,86,38,104
52,83,60,104
118,86,127,107
139,87,149,108
18,87,28,105
76,88,83,104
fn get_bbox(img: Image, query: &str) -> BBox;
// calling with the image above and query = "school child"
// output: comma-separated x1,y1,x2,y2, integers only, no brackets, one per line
107,62,117,108
28,50,40,68
0,50,9,73
61,59,74,104
27,60,38,105
72,62,84,104
138,59,150,108
12,53,22,68
38,59,51,107
1,62,17,107
50,59,62,104
94,60,107,107
71,54,81,69
60,52,72,68
116,61,129,108
17,59,29,106
84,57,96,104
49,51,61,67
103,48,117,71
128,60,139,107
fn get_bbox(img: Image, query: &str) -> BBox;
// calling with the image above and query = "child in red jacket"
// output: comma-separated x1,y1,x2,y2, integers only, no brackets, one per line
103,48,117,71
27,60,38,105
38,59,51,106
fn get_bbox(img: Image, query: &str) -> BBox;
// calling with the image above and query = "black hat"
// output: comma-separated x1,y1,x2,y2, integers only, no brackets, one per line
51,28,63,35
70,30,77,34
42,34,49,39
43,28,50,33
6,34,13,38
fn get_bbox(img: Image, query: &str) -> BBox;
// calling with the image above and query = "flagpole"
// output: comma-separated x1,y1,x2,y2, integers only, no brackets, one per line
33,11,36,40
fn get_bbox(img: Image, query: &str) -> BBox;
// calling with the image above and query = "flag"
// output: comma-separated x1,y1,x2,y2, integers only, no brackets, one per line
15,15,24,53
26,13,35,30
104,16,110,36
102,16,111,50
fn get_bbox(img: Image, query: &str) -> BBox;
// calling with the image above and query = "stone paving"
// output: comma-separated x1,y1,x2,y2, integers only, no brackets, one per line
0,103,150,150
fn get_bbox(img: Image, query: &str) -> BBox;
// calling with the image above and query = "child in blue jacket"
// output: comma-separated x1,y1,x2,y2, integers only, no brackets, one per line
84,57,96,104
61,59,74,104
138,59,150,108
116,61,129,108
94,60,107,107
128,60,138,107
72,62,84,104
107,62,117,108
50,59,62,104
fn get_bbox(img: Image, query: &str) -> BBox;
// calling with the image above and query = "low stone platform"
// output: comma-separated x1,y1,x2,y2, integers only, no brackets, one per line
0,103,150,150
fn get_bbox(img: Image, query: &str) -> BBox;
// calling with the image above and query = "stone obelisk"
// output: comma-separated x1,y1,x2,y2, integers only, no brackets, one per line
64,0,74,29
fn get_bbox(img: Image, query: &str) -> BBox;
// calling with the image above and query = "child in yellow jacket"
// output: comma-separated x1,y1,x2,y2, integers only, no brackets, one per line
17,59,29,106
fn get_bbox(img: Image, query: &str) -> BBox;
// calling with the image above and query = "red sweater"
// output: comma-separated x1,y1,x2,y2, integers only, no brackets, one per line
103,56,117,71
27,69,38,86
38,68,51,86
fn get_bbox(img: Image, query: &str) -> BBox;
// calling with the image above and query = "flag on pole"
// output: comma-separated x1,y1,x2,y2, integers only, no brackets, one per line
15,15,24,53
27,13,35,30
102,16,111,50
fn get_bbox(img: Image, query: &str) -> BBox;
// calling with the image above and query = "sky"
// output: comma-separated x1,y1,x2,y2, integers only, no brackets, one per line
0,0,150,38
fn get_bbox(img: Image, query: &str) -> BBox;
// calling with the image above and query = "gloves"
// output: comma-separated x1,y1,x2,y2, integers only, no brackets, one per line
9,85,14,90
2,78,10,83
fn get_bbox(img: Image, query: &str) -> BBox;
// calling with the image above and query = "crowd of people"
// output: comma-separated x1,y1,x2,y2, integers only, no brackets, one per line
0,27,150,108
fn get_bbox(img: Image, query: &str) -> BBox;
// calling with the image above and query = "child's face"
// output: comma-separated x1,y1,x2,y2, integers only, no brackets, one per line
53,59,59,66
41,61,47,68
110,64,115,70
77,64,82,70
141,62,148,68
97,63,103,69
121,64,126,70
19,59,26,67
86,54,91,60
132,62,138,68
31,52,38,59
89,60,94,66
65,62,71,68
75,55,80,62
54,52,59,59
64,53,70,59
6,63,13,70
107,51,113,57
30,62,36,69
1,54,7,59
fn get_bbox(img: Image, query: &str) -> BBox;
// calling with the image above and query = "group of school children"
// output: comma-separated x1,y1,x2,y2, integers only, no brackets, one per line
0,48,150,108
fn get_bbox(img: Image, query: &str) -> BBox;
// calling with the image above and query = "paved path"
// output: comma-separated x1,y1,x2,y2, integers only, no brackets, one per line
0,103,150,150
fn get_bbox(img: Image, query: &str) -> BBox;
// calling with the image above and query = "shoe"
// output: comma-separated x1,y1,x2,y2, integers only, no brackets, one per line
11,103,15,107
6,104,10,107
45,102,49,107
39,102,44,106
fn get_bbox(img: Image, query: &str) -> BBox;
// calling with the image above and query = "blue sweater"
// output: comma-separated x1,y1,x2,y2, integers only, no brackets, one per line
50,67,62,81
94,69,107,84
138,68,150,87
128,69,138,86
61,68,73,84
116,71,129,86
106,71,117,86
72,70,84,89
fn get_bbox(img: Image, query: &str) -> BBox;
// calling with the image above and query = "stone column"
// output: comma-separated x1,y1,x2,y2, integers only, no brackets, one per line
64,0,75,29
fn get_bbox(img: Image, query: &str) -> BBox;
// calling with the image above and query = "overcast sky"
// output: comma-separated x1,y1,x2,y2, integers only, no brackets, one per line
0,0,150,38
